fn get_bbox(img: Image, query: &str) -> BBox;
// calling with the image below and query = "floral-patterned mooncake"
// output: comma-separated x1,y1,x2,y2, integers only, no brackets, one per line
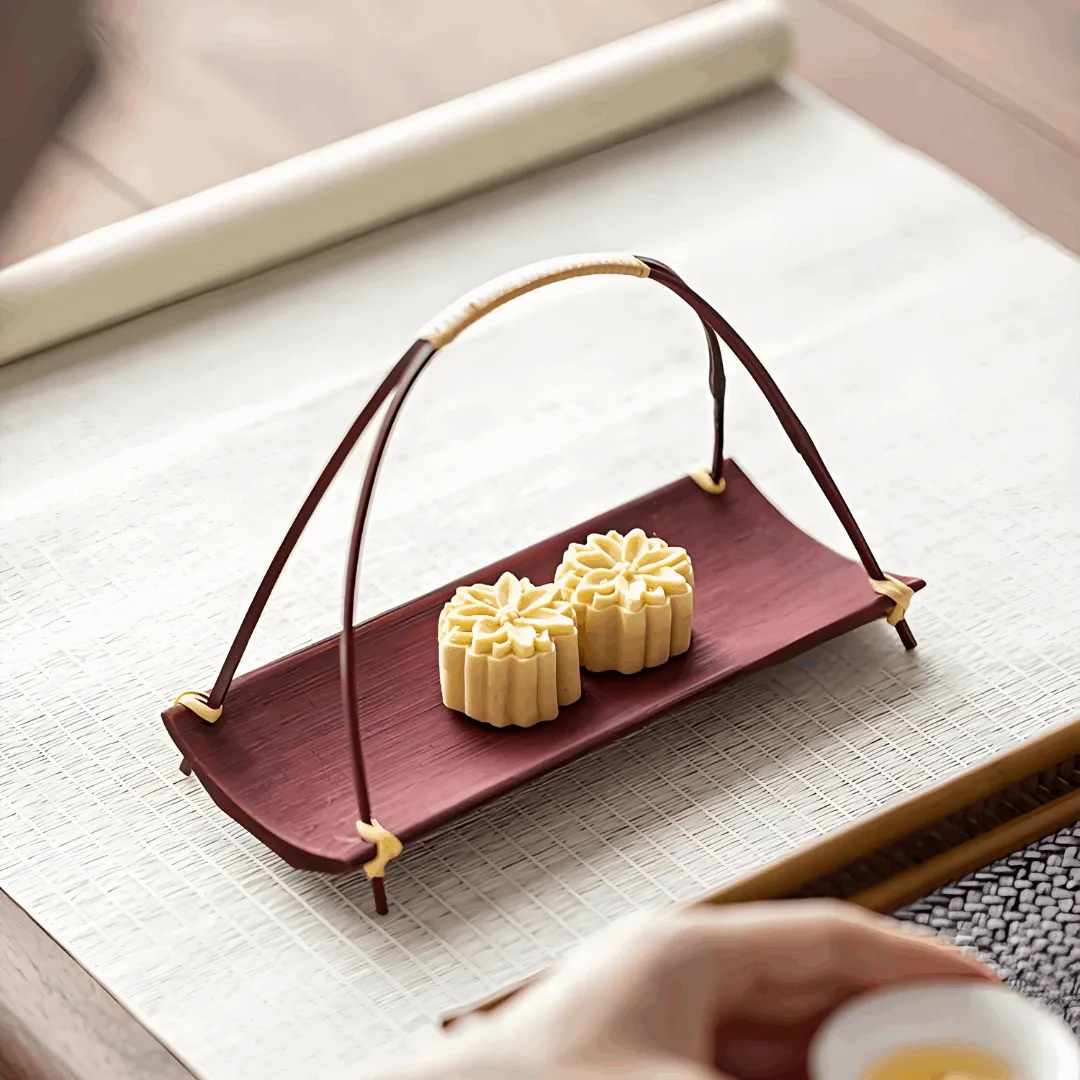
438,571,581,727
556,528,693,674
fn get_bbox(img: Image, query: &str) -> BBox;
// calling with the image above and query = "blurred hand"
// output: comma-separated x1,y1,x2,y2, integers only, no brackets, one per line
0,0,98,236
404,900,997,1080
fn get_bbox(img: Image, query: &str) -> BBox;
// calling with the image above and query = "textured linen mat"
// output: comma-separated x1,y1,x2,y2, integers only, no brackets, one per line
896,822,1080,1034
0,82,1078,1078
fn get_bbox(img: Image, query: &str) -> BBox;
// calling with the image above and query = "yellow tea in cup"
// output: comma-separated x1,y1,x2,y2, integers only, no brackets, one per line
863,1044,1011,1080
811,981,1078,1080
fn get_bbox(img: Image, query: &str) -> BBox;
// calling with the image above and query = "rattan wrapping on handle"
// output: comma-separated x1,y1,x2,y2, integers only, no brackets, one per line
418,253,651,348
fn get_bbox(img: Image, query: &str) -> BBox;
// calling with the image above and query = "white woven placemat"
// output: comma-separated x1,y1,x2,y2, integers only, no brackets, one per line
1,82,1078,1078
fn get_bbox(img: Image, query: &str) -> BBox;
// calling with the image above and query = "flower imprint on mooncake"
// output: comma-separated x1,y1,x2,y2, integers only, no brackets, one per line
438,571,581,728
556,528,693,674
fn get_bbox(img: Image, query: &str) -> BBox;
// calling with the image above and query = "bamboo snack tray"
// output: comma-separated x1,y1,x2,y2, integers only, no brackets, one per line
162,253,922,915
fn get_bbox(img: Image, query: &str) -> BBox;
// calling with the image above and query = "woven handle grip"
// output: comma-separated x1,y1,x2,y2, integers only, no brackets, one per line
417,253,651,348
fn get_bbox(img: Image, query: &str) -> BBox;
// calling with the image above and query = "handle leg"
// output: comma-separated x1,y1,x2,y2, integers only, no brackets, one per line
371,877,389,916
895,619,917,650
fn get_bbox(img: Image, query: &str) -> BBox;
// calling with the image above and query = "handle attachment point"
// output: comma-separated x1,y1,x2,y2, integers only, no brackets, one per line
690,468,727,496
357,819,403,880
174,690,223,724
870,574,915,626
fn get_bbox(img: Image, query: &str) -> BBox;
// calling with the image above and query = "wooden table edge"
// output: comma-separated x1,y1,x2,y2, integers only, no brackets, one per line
0,888,194,1079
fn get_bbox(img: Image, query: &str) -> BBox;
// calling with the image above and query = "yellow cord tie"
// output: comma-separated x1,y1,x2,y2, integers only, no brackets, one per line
357,819,403,880
869,574,914,626
690,468,727,496
173,690,223,724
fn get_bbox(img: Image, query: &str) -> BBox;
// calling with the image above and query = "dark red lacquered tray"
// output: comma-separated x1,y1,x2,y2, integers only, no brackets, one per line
164,462,922,873
162,254,922,914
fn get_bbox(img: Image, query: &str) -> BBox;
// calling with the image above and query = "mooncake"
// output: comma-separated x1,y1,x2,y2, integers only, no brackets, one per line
556,528,693,674
438,571,581,727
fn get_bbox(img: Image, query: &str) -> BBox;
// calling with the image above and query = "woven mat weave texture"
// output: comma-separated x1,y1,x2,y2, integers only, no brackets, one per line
896,823,1080,1033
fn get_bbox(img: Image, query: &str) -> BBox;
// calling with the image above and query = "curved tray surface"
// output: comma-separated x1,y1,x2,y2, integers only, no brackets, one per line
163,462,923,873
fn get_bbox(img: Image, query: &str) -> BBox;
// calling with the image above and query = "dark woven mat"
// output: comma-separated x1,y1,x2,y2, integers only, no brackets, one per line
894,822,1080,1034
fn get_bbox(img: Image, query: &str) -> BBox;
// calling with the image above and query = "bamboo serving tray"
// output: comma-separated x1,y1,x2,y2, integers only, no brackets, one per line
163,253,921,914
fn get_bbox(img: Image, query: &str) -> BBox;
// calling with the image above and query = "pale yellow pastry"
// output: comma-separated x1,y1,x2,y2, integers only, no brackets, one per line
438,572,581,728
556,528,693,674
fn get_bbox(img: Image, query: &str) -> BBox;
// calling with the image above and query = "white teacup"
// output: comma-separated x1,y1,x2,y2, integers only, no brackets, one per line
809,980,1080,1080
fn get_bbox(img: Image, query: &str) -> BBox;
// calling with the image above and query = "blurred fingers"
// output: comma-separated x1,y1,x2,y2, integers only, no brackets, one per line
679,900,996,1002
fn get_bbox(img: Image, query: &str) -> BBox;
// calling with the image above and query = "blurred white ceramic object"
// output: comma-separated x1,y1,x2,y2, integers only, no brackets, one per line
810,980,1080,1080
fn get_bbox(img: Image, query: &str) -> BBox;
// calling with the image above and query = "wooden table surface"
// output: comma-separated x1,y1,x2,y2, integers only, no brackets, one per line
1,1,1077,1076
